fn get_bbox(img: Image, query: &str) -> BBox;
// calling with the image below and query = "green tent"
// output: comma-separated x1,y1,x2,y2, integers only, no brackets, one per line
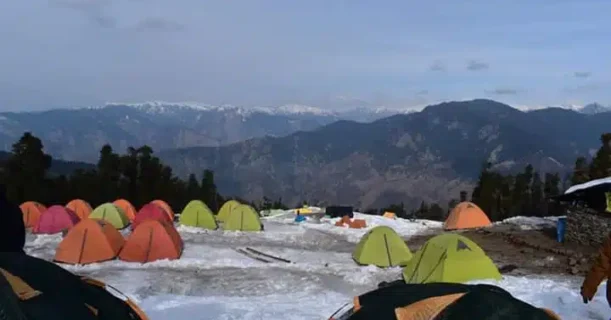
217,200,241,222
402,233,501,284
352,226,412,267
89,203,130,229
223,204,263,232
179,200,218,230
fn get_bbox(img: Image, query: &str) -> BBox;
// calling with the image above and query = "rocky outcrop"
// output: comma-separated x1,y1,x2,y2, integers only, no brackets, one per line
566,208,611,247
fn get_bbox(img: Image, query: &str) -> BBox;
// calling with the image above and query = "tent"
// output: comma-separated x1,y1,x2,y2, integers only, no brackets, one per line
151,199,175,221
132,203,171,230
54,219,124,265
554,176,611,212
217,200,241,222
444,202,492,230
89,203,130,229
179,200,218,230
66,199,93,220
119,220,183,263
33,206,80,234
0,252,149,320
20,201,47,228
353,226,412,267
382,211,396,219
329,282,561,320
112,199,137,222
402,233,501,284
224,204,263,231
296,207,313,215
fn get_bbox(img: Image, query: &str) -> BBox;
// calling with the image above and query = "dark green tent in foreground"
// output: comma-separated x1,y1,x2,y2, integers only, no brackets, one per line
329,282,561,320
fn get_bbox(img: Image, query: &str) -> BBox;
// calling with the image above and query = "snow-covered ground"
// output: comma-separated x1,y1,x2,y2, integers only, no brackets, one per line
23,213,609,319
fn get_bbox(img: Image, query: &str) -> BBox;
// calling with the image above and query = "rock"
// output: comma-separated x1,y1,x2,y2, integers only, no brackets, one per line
569,257,578,266
566,208,611,246
520,248,534,254
570,267,580,275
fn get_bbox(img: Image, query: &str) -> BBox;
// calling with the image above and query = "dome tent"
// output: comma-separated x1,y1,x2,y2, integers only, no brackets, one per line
402,233,501,284
353,226,412,267
217,200,241,222
89,203,130,229
54,219,124,265
223,204,263,232
179,200,218,230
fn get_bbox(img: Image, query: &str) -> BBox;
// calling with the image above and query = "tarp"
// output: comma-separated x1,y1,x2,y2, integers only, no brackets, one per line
444,202,492,230
224,204,263,231
89,203,130,229
66,199,93,220
54,219,124,265
33,206,80,234
402,233,501,284
150,200,174,221
179,200,217,230
119,220,182,263
217,200,241,222
353,226,412,267
20,201,46,228
112,199,137,222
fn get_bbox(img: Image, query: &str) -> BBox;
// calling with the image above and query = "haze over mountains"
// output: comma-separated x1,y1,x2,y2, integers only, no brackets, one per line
0,102,414,162
0,99,609,209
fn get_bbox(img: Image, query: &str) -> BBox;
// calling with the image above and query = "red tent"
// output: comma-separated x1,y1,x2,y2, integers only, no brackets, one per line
33,205,80,234
132,203,170,230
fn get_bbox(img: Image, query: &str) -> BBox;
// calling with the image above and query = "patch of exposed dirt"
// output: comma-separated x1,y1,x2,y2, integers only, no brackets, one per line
406,224,600,277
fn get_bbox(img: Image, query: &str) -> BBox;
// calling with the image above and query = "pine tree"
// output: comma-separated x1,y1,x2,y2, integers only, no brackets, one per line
571,156,590,185
4,132,52,203
589,133,611,179
530,172,544,216
201,169,218,211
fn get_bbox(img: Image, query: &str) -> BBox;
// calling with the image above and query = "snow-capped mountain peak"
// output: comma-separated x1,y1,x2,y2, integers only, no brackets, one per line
579,103,611,114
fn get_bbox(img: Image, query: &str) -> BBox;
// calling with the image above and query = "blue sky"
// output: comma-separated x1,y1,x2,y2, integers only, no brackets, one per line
0,0,609,111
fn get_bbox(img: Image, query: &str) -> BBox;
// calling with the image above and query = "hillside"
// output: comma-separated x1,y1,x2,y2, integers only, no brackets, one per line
158,99,611,209
0,151,94,176
0,103,410,162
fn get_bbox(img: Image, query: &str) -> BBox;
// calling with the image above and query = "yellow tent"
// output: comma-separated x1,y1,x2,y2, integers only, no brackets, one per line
402,233,501,284
296,207,313,215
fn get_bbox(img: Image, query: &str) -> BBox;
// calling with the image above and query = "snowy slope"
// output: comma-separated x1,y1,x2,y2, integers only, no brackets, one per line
23,213,609,319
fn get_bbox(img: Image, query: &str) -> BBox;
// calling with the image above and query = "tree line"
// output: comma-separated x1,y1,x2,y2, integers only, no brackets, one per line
0,131,609,219
366,133,611,222
0,132,239,212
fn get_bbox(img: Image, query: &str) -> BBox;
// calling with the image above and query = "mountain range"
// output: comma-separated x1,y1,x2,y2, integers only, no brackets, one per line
157,100,611,209
0,102,411,162
0,99,609,209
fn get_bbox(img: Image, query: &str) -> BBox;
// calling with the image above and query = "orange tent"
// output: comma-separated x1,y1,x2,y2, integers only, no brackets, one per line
113,199,137,222
119,220,182,263
20,201,46,228
151,200,174,220
444,202,492,230
383,211,396,219
54,219,125,265
66,199,93,220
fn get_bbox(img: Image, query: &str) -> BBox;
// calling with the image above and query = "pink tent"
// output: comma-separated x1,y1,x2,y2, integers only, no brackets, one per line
132,203,170,230
33,205,80,234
